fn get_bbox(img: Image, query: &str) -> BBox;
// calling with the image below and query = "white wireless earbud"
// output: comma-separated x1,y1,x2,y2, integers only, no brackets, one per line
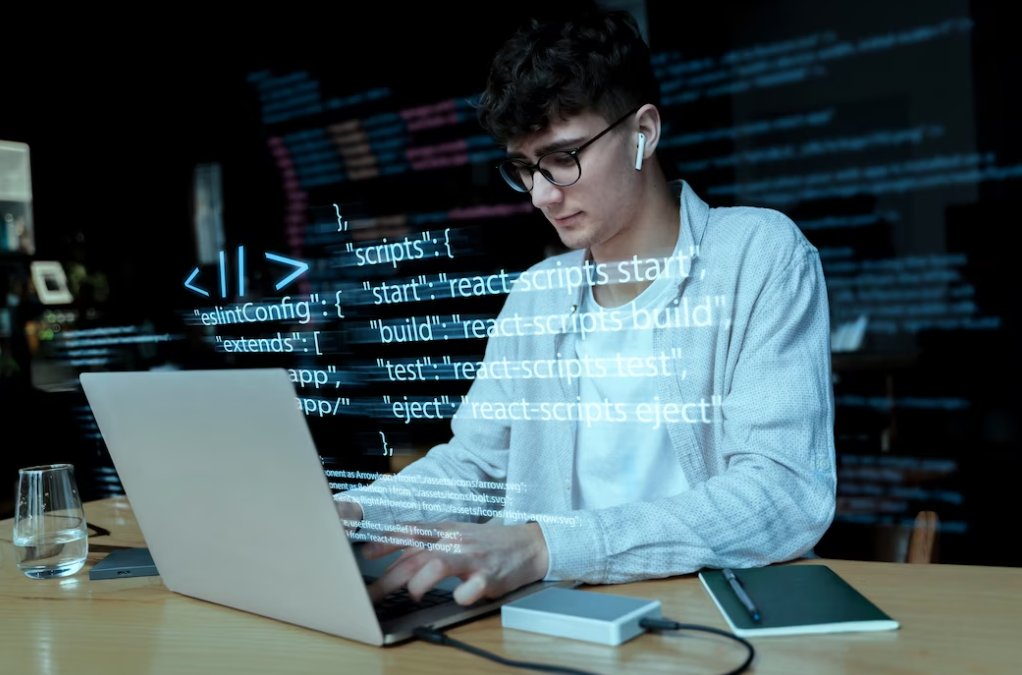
635,132,646,171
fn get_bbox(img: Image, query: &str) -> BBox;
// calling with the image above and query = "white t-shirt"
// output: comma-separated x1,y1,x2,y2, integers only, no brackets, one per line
572,244,690,511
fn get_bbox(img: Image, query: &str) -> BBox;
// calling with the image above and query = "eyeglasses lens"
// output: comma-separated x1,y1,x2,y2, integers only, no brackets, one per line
500,152,580,192
500,163,531,192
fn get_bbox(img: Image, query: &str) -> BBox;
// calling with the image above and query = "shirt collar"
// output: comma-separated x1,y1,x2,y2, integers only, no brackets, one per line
570,179,710,311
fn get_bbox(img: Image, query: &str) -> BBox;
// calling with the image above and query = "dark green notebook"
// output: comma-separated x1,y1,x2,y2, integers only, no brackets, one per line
698,564,900,637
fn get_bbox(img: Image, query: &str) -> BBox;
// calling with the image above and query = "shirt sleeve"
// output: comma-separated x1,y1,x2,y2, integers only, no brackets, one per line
537,247,837,582
341,305,520,528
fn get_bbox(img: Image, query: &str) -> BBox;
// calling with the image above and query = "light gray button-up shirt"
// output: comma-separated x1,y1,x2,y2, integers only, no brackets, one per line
348,179,836,583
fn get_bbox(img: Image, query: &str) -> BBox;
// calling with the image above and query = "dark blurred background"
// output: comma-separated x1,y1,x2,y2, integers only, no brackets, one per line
1,0,1018,567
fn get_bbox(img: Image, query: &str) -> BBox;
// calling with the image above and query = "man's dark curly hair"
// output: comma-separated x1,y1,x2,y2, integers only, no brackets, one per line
477,11,660,146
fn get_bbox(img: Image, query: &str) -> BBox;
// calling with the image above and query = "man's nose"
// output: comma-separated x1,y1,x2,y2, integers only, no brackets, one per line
531,175,563,209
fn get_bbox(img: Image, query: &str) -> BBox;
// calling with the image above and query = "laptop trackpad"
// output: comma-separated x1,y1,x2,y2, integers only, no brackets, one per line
354,544,461,592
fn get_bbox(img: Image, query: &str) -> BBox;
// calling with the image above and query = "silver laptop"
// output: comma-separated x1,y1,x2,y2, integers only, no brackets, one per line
80,368,573,645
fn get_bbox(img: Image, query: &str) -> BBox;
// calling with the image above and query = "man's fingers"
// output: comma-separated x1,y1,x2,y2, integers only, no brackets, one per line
366,552,434,604
406,556,470,603
361,521,467,559
363,537,439,559
368,553,473,604
363,528,447,558
453,575,489,606
362,542,405,559
383,546,427,573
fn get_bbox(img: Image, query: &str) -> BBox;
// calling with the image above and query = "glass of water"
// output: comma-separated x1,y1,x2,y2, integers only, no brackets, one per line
13,464,89,579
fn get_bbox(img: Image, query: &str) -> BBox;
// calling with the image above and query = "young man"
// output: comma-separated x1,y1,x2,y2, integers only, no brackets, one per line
336,11,836,607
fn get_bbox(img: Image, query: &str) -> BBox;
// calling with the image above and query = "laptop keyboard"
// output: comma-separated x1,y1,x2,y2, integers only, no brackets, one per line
363,575,456,622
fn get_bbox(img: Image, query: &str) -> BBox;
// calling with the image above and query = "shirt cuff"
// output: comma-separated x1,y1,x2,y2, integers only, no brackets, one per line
535,510,605,582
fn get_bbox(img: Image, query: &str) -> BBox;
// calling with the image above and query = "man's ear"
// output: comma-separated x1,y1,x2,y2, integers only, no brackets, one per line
634,104,662,161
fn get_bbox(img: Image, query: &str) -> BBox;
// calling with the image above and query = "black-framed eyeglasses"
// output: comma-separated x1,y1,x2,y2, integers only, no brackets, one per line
497,107,641,193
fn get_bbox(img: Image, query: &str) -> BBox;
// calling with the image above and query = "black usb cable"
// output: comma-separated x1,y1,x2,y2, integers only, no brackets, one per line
412,617,755,675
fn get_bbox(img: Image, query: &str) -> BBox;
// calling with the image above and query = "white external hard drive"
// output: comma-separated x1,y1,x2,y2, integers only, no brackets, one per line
501,587,662,646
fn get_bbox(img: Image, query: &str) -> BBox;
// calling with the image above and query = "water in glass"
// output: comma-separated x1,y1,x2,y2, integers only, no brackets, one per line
13,464,89,579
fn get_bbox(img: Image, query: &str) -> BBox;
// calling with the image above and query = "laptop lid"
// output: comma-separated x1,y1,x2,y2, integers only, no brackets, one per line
80,368,385,645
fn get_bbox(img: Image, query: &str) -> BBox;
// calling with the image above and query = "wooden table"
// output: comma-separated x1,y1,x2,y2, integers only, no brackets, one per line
1,498,1019,674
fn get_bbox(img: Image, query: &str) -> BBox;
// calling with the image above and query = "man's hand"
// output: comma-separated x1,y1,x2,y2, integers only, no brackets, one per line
362,521,549,606
334,499,364,533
